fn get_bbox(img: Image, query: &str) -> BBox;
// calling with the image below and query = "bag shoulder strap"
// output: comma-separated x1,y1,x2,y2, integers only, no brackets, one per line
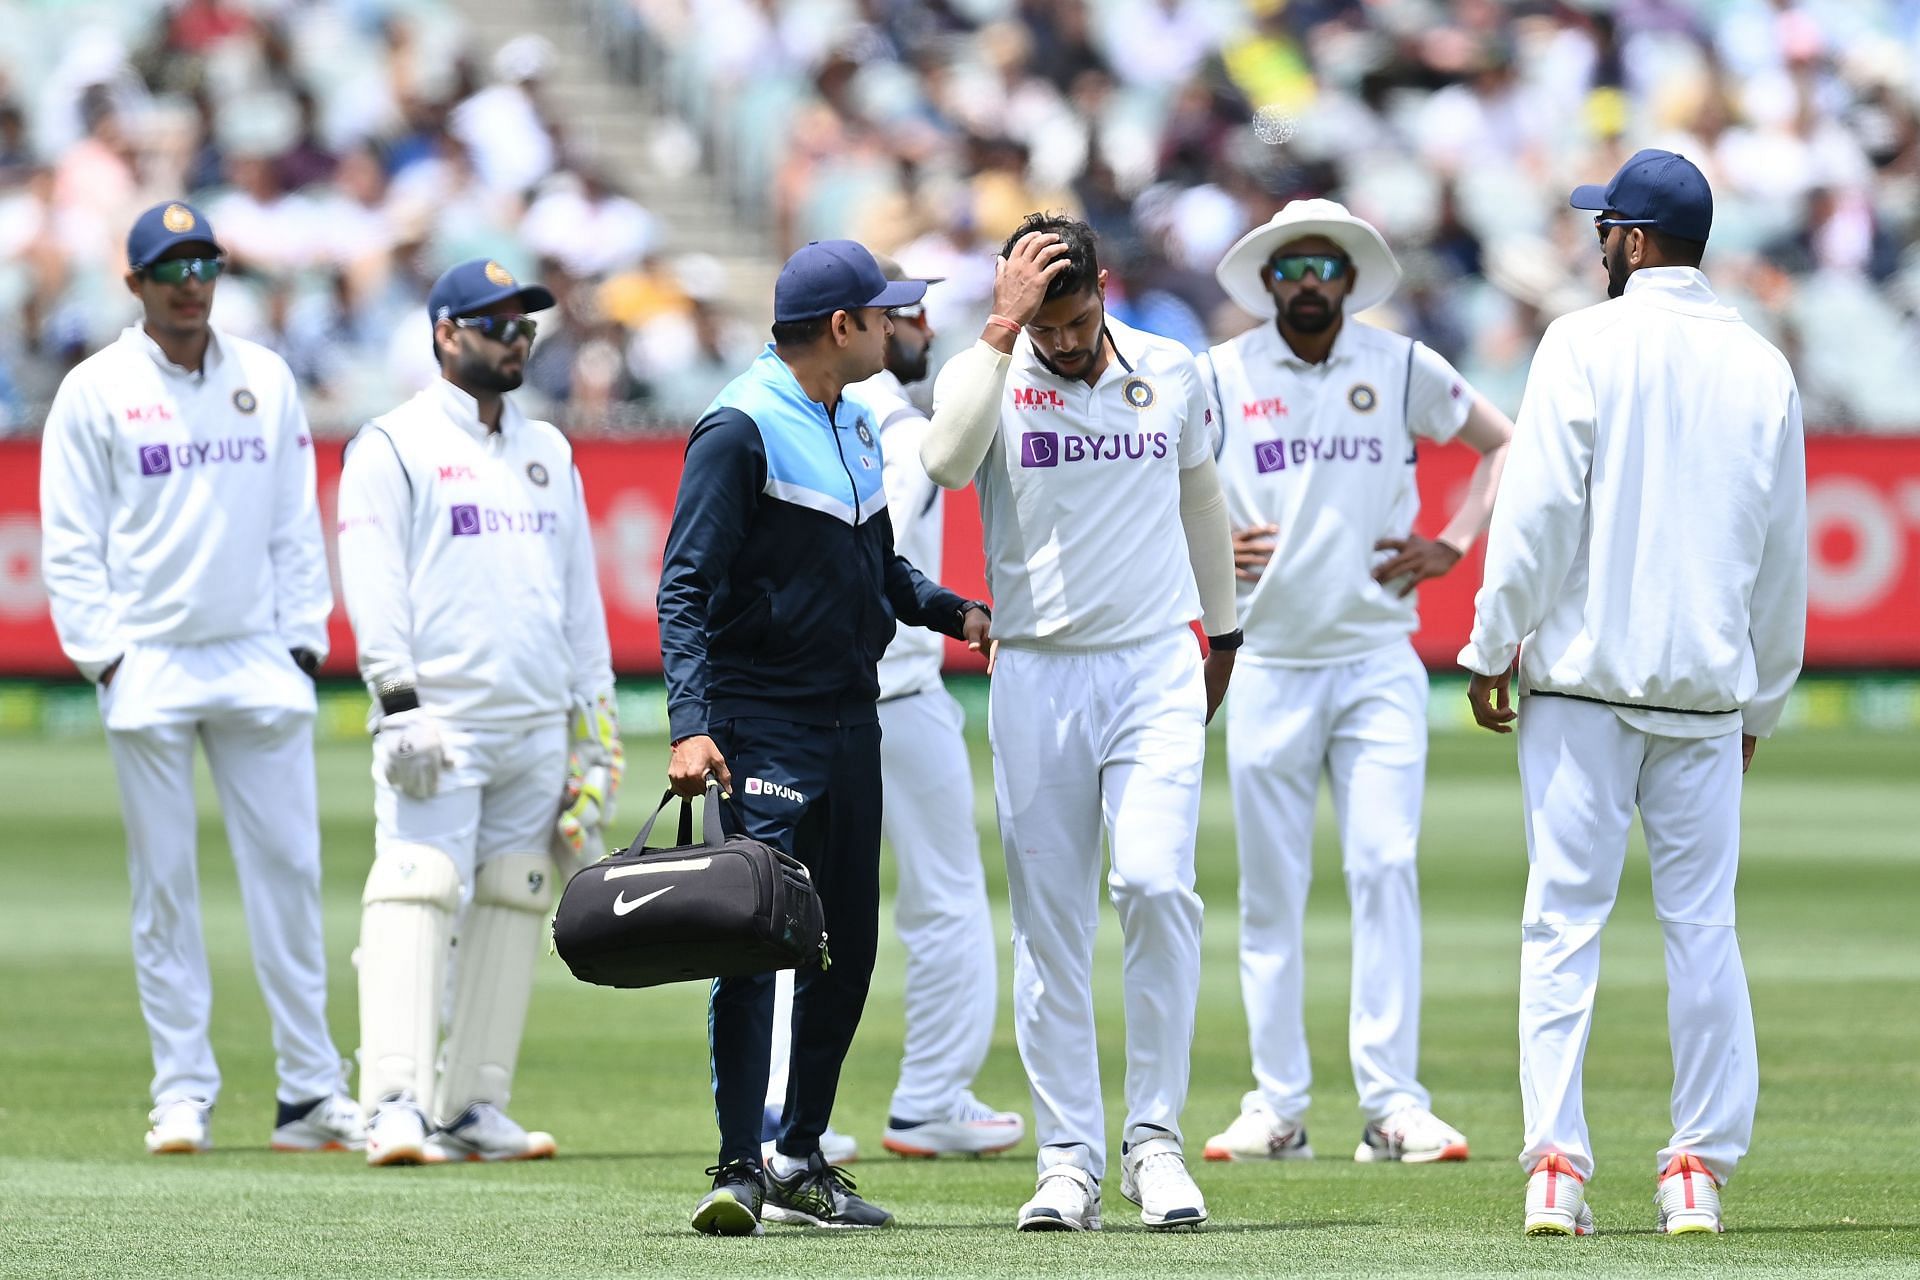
624,780,734,852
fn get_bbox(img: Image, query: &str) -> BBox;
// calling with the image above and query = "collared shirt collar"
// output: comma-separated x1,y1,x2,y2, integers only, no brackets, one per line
1622,266,1726,315
1259,315,1360,369
126,324,224,379
429,375,521,442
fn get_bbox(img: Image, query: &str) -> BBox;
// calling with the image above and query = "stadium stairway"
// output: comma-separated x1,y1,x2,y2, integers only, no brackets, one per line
443,0,780,324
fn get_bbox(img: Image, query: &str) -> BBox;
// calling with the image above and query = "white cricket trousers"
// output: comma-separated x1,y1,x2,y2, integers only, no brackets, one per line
1225,642,1432,1123
1516,695,1756,1185
990,627,1206,1181
99,636,340,1108
763,685,998,1123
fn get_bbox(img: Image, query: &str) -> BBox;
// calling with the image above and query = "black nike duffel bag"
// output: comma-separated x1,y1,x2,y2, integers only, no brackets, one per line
552,782,828,989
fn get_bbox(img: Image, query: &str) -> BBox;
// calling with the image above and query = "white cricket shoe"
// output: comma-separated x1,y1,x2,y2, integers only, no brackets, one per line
429,1101,558,1162
1016,1164,1101,1232
1524,1153,1595,1236
1120,1134,1208,1230
365,1093,436,1166
1656,1153,1724,1234
1202,1091,1313,1162
883,1090,1024,1157
1355,1105,1470,1163
145,1098,212,1155
762,1124,859,1165
271,1094,366,1152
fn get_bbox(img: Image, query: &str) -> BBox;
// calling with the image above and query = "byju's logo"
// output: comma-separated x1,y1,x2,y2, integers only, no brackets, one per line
743,777,807,804
139,444,172,476
1020,432,1059,468
450,504,482,536
1254,440,1287,474
136,438,267,477
1254,436,1386,471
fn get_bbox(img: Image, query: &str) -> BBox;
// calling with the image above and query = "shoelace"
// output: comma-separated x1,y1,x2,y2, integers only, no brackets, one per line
705,1160,763,1184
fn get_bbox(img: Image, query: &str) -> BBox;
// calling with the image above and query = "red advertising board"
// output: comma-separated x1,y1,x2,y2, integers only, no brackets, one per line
2,436,1918,675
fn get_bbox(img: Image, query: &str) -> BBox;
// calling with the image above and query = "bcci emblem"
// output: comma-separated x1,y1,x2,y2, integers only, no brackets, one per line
231,389,257,415
162,204,196,233
1348,383,1378,413
856,420,873,446
526,461,550,487
484,260,514,286
1122,377,1156,410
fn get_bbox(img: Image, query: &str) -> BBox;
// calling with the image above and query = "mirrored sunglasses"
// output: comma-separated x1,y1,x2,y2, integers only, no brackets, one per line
144,257,225,285
1267,255,1350,283
887,304,927,322
453,314,539,343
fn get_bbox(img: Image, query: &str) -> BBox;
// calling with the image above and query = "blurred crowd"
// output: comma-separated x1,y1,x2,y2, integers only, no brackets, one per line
0,0,761,433
1,0,1917,434
623,0,1920,431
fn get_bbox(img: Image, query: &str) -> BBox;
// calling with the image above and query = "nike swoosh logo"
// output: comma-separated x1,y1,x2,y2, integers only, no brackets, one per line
612,885,674,916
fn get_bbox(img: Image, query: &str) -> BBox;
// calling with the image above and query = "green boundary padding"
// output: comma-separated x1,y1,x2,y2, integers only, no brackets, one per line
2,675,1916,740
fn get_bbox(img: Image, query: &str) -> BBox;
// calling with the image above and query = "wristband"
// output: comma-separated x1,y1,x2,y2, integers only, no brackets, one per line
376,677,420,716
1205,628,1245,652
985,314,1022,336
958,599,991,630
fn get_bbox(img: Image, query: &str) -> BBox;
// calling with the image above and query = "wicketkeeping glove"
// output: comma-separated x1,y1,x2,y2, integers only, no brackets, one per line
375,707,451,799
552,689,623,877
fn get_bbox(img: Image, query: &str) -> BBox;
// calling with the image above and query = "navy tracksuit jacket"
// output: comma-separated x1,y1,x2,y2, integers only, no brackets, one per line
657,345,971,1166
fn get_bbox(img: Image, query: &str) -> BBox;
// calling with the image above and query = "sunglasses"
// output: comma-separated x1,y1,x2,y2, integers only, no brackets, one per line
143,257,225,285
1594,216,1658,245
887,304,927,322
1267,254,1350,283
452,314,539,343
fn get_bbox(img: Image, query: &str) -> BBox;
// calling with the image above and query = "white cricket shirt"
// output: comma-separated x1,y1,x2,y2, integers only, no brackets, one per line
335,378,614,729
853,368,946,701
1200,320,1472,666
1460,268,1807,738
934,315,1211,649
39,325,331,681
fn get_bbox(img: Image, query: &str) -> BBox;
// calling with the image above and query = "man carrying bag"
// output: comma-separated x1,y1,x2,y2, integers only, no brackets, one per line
656,240,991,1236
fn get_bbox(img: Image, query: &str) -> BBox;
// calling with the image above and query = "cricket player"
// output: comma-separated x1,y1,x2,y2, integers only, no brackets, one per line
760,257,1024,1165
921,214,1240,1232
1460,150,1807,1236
336,258,619,1167
1194,200,1512,1167
660,240,991,1236
39,200,363,1156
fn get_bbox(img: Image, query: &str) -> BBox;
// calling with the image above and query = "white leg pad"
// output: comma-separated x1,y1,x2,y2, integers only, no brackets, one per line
436,852,553,1126
356,844,462,1114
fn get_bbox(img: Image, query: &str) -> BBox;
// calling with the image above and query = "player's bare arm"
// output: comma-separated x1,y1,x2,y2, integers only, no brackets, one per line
1375,396,1514,597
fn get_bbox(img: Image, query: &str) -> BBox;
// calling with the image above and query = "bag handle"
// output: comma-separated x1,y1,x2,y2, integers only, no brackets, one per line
624,776,731,852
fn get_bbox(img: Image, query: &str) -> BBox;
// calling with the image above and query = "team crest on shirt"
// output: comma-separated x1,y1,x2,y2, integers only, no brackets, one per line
526,461,550,487
856,420,873,446
1122,377,1156,410
1347,383,1378,413
162,204,196,233
231,389,257,414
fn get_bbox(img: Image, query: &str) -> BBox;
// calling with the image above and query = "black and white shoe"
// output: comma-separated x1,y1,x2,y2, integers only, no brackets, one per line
763,1151,894,1228
691,1159,767,1237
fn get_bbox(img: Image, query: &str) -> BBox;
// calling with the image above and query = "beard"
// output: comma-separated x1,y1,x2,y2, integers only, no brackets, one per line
886,334,930,384
1605,240,1631,299
455,347,524,393
1282,294,1337,333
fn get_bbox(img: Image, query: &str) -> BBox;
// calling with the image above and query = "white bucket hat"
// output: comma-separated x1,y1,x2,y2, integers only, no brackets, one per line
1215,198,1403,318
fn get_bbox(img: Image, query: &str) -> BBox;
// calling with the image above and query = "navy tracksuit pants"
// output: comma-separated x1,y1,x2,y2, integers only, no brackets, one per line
707,715,881,1167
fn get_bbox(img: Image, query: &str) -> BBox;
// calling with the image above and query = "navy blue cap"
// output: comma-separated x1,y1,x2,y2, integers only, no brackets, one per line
1569,149,1713,243
427,258,557,324
127,201,222,270
774,240,926,323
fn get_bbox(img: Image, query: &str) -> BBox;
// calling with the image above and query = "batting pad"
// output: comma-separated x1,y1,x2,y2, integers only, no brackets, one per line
357,843,462,1114
436,852,553,1126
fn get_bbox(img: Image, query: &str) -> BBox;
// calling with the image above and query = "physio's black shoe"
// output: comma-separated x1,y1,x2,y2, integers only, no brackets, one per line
763,1151,894,1228
691,1159,766,1236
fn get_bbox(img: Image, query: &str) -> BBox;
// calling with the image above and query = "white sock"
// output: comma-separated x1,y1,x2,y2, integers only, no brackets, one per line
769,1151,807,1179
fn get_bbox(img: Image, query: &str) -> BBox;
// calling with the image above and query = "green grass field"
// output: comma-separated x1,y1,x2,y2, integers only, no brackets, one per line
1,700,1915,1278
